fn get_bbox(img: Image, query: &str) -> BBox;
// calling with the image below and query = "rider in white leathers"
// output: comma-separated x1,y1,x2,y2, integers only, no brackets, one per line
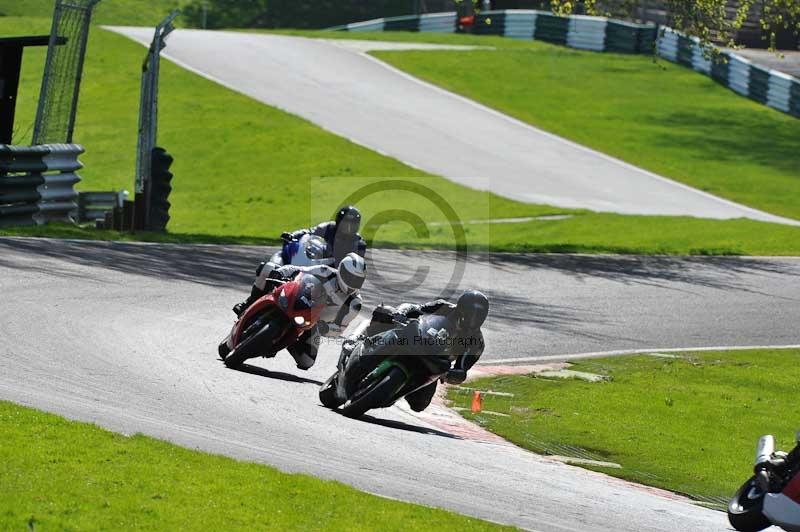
270,253,366,370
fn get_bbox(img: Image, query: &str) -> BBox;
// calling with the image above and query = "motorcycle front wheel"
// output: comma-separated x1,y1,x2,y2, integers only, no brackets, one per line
340,366,406,419
728,476,771,532
224,317,282,369
319,372,344,409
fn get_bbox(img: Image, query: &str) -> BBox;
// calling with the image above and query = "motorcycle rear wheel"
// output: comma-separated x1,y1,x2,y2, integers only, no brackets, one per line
340,366,406,419
728,476,771,532
224,318,281,369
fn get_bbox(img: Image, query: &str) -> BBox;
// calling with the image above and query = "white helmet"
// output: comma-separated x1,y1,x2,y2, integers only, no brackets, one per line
337,253,366,293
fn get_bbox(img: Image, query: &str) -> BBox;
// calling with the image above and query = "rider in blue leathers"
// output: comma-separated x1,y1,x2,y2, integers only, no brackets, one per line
234,205,367,317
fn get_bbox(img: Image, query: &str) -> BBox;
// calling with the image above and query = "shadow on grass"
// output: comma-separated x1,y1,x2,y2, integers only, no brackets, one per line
655,110,800,177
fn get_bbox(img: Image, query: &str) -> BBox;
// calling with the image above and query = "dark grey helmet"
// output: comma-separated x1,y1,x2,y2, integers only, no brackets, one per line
335,205,361,235
455,290,489,330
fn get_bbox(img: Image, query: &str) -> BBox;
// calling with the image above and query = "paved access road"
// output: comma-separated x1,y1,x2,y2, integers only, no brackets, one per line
106,27,799,226
4,238,800,530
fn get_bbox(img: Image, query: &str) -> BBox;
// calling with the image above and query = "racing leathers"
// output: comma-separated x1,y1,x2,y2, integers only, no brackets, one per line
270,220,367,268
346,299,485,412
235,220,367,317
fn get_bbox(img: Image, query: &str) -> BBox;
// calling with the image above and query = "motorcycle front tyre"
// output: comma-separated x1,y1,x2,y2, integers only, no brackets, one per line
728,476,771,532
319,372,345,409
340,366,406,419
224,318,281,369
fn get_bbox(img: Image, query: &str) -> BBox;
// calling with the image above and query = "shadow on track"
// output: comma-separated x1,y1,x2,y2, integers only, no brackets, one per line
4,238,798,295
481,252,800,295
0,237,267,290
228,362,323,386
334,409,461,440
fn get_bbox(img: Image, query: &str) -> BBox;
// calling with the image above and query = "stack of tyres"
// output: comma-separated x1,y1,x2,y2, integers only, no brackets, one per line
566,15,607,51
710,51,730,84
790,81,800,118
727,55,751,96
637,26,658,53
676,34,695,68
690,39,712,75
748,65,771,104
657,27,679,61
345,19,386,32
766,71,793,113
503,10,537,39
535,12,569,45
384,14,420,32
473,11,506,36
418,12,456,33
605,20,642,53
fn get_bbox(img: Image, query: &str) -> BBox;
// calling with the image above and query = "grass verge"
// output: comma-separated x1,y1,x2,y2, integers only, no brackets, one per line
288,30,800,222
0,401,509,531
3,19,800,254
448,349,800,502
0,1,182,26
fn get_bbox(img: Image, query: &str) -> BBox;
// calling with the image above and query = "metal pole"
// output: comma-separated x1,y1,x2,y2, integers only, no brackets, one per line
134,9,179,230
202,1,208,29
32,0,63,144
65,1,99,143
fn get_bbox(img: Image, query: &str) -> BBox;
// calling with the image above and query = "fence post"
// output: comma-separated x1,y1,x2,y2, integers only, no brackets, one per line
134,10,179,231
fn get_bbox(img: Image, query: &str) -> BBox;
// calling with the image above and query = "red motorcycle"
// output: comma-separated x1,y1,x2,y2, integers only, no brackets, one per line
218,273,325,369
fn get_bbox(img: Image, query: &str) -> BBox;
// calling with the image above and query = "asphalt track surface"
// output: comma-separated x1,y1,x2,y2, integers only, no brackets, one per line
107,27,800,226
4,238,800,530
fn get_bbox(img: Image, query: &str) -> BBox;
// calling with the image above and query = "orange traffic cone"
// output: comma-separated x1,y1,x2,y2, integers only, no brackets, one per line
470,391,482,413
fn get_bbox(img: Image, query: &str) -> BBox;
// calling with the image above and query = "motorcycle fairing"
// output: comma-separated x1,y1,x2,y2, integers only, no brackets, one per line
764,489,800,532
230,275,324,352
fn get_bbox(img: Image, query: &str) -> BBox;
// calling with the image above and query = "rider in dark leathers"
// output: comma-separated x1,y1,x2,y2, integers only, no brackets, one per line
342,290,489,412
234,205,367,317
272,205,367,267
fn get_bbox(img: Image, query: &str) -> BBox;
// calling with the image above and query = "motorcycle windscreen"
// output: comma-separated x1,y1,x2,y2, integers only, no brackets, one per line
294,274,325,311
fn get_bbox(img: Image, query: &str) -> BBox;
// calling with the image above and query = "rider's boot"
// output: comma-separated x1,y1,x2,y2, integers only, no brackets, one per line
232,285,266,317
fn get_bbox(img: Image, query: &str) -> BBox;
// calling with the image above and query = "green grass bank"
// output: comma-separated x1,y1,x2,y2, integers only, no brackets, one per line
0,1,181,26
0,401,510,531
448,349,800,502
2,19,800,254
287,30,800,222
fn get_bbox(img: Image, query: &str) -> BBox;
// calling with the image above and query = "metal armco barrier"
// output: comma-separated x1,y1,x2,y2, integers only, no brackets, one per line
330,10,657,54
656,27,800,119
0,143,82,226
76,190,127,223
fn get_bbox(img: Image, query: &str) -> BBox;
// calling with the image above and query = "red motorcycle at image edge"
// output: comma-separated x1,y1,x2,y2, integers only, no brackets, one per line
218,273,325,369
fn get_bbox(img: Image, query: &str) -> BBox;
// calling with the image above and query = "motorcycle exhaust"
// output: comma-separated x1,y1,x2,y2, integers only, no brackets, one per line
756,435,776,466
755,435,776,492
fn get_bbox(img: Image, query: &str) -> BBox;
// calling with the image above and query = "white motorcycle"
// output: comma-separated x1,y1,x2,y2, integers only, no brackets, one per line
729,431,800,531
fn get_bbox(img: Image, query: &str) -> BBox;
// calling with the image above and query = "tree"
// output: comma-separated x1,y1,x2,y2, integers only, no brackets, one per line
550,0,800,49
182,0,269,30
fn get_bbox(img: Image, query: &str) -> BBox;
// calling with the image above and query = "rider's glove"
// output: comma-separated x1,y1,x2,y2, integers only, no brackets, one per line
444,369,467,385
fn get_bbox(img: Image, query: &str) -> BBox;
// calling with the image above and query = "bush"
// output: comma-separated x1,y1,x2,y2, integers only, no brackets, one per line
182,0,269,29
183,0,420,29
